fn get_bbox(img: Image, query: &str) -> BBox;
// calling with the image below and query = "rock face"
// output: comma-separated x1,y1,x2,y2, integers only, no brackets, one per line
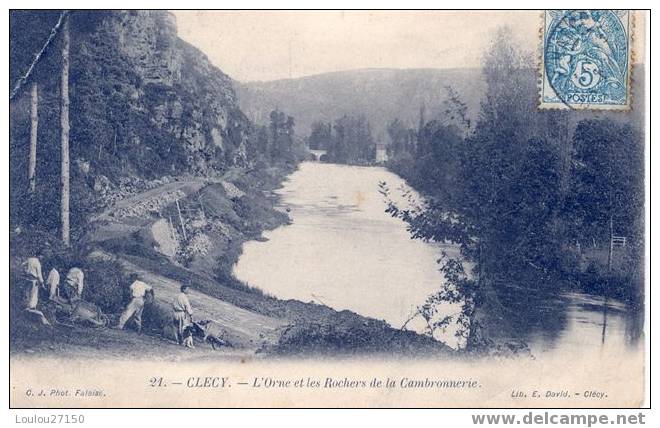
114,11,182,86
150,218,178,258
80,11,250,175
10,10,252,186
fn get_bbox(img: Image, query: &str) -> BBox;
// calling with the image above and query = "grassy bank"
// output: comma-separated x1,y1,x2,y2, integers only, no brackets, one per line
10,163,454,358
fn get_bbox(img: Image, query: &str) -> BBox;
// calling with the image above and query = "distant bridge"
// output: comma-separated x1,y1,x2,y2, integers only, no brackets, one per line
308,149,327,161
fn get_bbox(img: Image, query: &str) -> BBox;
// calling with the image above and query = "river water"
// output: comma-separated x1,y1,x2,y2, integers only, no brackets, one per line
234,162,642,354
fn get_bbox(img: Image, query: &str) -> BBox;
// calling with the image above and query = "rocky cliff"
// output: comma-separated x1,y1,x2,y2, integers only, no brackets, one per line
75,10,251,173
10,10,254,230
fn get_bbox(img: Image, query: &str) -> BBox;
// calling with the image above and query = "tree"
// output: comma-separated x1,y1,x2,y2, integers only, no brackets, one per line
442,85,471,137
355,116,375,162
387,118,415,160
60,14,70,246
252,125,270,161
567,119,644,252
329,115,348,163
458,26,538,279
505,137,563,273
325,114,375,164
414,121,464,202
382,27,562,349
28,82,38,193
268,109,296,163
307,121,332,150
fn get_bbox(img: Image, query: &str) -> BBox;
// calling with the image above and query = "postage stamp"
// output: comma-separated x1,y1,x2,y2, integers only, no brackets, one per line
540,10,633,110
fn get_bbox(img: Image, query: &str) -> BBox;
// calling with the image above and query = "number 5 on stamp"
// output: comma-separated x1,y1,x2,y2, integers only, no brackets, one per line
540,10,633,110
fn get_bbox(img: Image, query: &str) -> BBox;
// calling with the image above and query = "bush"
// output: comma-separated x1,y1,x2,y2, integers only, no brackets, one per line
578,262,641,302
82,259,130,313
214,267,265,297
10,228,69,261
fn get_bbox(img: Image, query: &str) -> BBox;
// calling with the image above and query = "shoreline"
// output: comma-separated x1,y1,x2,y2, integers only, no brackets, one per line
10,162,455,358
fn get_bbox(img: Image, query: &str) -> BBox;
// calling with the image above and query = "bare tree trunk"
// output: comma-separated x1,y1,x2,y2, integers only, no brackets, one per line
60,16,70,246
607,213,614,273
176,199,187,241
28,82,38,193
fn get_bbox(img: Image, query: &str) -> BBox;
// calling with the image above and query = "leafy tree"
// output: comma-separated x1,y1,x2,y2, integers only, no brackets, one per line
414,121,464,204
269,109,296,163
503,137,563,274
387,118,415,159
383,27,566,349
249,125,270,162
441,85,471,136
454,26,543,278
307,121,333,150
567,119,644,258
326,114,375,164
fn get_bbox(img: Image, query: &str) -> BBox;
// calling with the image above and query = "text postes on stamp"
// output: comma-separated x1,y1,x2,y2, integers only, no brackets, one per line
540,10,632,110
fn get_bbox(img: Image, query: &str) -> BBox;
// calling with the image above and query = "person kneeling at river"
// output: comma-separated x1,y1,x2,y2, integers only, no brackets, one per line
172,284,194,348
117,275,153,333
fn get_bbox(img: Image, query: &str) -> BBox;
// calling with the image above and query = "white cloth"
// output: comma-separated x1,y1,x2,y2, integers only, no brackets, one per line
172,292,193,344
129,280,152,298
65,267,84,297
172,292,193,315
26,281,39,309
22,257,43,310
23,257,44,283
46,268,60,299
118,297,145,329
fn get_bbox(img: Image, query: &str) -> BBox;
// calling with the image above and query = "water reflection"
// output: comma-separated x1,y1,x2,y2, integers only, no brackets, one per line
234,162,642,355
491,284,643,355
234,162,461,345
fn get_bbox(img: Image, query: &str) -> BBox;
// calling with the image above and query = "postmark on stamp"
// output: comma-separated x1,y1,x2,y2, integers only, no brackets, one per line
540,10,632,110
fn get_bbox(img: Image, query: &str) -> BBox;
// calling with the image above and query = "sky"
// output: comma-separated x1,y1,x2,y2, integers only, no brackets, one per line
171,10,542,82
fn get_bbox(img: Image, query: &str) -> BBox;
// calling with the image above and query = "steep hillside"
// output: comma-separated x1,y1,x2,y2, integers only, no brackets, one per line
235,68,485,138
10,11,252,231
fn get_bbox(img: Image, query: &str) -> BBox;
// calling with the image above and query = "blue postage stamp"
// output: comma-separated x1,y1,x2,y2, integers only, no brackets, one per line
540,10,632,110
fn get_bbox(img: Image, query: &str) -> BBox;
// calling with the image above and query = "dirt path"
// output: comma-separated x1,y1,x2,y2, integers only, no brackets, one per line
92,179,208,222
79,174,289,355
90,251,288,350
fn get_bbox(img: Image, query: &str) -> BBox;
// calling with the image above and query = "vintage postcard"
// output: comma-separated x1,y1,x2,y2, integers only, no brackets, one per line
8,10,648,408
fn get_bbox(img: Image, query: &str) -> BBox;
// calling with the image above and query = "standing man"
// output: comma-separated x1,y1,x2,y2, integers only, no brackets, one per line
21,255,44,310
20,255,51,326
117,275,152,333
172,284,194,348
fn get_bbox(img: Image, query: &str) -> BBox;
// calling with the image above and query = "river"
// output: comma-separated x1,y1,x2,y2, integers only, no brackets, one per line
234,162,642,354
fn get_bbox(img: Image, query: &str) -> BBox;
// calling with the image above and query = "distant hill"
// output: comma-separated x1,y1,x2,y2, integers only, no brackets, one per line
236,65,645,140
235,68,486,139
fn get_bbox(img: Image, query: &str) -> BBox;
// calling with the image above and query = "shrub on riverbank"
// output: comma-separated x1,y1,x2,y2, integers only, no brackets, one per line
265,312,452,356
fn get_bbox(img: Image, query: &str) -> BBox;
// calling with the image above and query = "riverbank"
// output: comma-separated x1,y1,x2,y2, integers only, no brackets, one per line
10,163,454,358
382,159,644,354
